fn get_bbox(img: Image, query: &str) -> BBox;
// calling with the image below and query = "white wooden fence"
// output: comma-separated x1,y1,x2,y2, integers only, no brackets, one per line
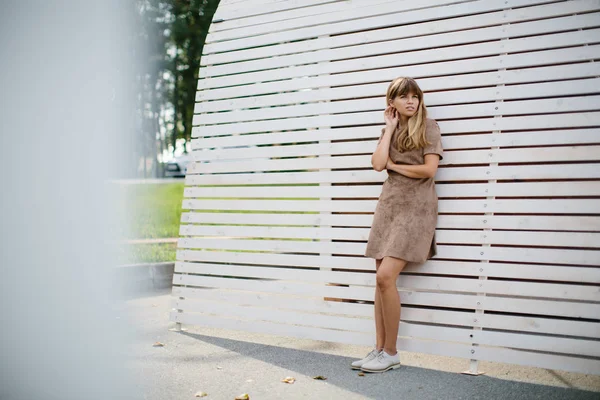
170,0,600,375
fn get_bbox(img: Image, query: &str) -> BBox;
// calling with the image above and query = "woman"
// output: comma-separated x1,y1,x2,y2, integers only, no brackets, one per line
352,77,444,373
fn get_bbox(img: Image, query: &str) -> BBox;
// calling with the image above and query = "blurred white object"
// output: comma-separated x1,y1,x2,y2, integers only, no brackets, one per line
0,1,140,399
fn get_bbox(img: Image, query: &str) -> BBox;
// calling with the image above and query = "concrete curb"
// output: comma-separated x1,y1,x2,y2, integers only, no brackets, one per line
109,178,184,184
115,262,175,293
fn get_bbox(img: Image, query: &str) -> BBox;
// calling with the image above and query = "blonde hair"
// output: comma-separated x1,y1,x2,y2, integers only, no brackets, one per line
386,77,430,152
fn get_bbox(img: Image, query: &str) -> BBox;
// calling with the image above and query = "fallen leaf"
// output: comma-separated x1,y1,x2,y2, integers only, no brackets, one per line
152,342,164,347
234,394,249,400
281,377,295,384
313,375,327,380
194,391,208,397
358,372,365,377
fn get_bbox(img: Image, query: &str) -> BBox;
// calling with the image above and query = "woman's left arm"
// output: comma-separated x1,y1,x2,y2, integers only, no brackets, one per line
386,155,440,178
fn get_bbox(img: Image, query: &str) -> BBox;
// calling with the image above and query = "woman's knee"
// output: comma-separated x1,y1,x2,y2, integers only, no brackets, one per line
375,271,396,290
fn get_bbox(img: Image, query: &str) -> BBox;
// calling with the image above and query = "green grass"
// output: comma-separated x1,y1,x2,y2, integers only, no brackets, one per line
117,182,185,240
115,182,184,264
117,242,178,265
115,182,321,264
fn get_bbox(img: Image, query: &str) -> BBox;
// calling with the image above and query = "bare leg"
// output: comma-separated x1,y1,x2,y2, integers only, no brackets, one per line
376,256,407,355
374,258,385,350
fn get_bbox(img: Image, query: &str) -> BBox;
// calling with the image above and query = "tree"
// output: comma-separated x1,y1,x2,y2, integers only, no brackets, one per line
133,0,219,177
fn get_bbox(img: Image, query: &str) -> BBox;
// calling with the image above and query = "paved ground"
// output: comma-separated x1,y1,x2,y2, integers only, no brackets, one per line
119,288,600,400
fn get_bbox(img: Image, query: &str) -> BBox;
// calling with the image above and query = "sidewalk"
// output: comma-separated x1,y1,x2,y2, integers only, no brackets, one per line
118,288,600,400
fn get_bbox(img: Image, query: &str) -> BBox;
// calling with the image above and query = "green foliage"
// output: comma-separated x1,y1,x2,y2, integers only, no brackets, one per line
135,0,220,177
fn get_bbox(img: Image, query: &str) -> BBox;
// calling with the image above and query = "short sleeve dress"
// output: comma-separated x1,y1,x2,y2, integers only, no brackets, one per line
364,118,444,263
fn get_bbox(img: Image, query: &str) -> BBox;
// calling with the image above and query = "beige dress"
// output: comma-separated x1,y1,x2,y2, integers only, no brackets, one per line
364,118,444,263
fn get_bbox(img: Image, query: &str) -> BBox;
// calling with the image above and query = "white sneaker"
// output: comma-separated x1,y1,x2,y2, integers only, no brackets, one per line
350,348,381,370
360,350,401,373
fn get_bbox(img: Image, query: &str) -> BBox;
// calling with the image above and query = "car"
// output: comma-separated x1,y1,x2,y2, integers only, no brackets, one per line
164,153,191,178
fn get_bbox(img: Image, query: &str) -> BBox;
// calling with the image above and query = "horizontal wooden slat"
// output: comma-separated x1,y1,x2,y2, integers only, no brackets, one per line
205,2,600,64
203,19,600,80
173,285,600,319
172,297,600,357
181,212,600,231
199,30,600,91
472,345,600,375
175,253,600,283
185,163,600,185
170,311,479,360
194,103,600,136
180,224,600,249
182,198,600,214
188,145,600,174
196,92,600,126
172,276,600,337
177,239,600,266
196,62,600,103
213,0,347,23
184,182,600,199
173,262,600,300
212,0,398,32
196,77,600,120
169,310,599,374
205,0,594,52
193,126,600,152
208,0,477,44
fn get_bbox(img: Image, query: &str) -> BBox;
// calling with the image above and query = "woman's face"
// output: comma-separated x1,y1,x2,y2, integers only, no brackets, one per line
389,91,420,120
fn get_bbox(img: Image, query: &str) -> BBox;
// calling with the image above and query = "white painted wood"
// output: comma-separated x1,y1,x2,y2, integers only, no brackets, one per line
192,128,600,159
473,346,600,375
208,0,481,43
187,145,600,174
177,0,600,375
173,297,600,357
204,0,598,52
212,0,349,24
196,91,600,125
180,224,600,249
196,62,600,102
205,4,600,64
202,26,600,80
212,0,400,33
181,198,600,215
198,39,600,92
183,181,600,199
184,163,600,185
171,277,600,338
173,284,600,319
172,264,600,301
174,253,600,284
192,125,600,151
178,242,600,266
181,211,600,232
170,310,478,359
193,107,600,137
173,285,600,319
196,76,600,116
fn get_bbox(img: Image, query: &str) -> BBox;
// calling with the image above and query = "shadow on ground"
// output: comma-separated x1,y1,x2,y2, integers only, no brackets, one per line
181,331,598,400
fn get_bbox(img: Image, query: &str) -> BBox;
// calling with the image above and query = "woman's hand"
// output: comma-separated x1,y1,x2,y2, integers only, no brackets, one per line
384,105,399,129
386,157,395,171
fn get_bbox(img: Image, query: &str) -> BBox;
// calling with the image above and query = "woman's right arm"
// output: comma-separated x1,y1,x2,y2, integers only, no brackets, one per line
371,127,394,171
372,105,397,171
